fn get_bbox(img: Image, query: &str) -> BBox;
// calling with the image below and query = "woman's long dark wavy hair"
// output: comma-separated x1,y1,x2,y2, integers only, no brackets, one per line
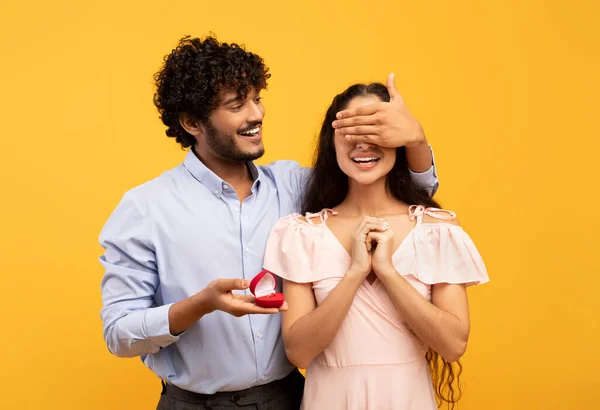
302,83,463,409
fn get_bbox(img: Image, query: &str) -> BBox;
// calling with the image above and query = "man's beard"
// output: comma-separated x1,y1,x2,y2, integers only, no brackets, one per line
204,120,264,162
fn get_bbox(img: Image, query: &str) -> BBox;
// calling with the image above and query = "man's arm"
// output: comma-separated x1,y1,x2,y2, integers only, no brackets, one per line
406,142,438,196
406,139,432,173
168,278,287,335
99,192,180,358
99,192,285,358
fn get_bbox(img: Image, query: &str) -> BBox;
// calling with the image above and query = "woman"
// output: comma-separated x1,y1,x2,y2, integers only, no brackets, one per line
263,83,489,409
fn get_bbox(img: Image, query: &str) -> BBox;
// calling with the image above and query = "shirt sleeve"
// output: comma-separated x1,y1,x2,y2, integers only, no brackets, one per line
408,144,439,196
98,191,180,358
264,160,312,209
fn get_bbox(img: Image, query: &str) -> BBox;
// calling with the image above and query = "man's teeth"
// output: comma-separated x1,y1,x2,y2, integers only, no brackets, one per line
352,157,380,163
239,127,260,136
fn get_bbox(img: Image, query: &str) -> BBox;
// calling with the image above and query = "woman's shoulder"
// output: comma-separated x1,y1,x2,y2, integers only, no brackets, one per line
275,209,337,228
396,205,489,287
408,205,461,227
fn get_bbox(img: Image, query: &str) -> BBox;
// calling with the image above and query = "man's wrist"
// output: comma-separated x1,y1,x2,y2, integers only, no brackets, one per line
192,289,216,316
404,127,427,148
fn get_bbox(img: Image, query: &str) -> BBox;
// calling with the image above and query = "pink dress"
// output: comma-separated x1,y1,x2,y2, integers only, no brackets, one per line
263,206,490,410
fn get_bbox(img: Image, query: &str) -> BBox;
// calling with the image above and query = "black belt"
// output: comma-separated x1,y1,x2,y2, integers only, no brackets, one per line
161,369,303,406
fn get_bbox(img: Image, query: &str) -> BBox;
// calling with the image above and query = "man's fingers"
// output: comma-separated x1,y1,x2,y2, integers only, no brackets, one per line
240,304,280,315
236,294,287,311
248,301,288,314
335,125,379,137
335,103,380,120
335,74,405,123
386,73,403,103
217,278,250,292
234,294,256,303
343,135,378,144
228,298,286,316
332,114,380,129
252,307,280,314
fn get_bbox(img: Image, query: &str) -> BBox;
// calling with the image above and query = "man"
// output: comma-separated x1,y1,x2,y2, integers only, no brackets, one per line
99,35,439,409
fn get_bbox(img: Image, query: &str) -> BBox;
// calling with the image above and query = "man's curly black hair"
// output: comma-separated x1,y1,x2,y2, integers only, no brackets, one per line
153,35,271,149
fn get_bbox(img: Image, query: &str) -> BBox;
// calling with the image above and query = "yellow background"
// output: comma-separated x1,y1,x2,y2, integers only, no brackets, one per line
1,0,598,409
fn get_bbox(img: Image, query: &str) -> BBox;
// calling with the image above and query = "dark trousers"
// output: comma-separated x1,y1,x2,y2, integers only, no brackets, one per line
156,369,305,410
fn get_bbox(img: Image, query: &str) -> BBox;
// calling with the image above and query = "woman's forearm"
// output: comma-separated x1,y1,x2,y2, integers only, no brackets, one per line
379,270,469,362
284,272,363,368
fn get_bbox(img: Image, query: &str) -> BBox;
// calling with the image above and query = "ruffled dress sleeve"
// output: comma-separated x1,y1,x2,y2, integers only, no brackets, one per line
263,213,329,283
396,205,490,286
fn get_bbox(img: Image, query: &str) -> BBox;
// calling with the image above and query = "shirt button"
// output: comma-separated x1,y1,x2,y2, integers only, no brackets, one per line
260,376,265,381
223,184,230,190
214,189,220,195
245,247,250,253
234,207,240,212
255,332,261,338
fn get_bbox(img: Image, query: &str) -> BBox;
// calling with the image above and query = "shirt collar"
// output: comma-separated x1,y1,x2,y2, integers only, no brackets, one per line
183,149,261,197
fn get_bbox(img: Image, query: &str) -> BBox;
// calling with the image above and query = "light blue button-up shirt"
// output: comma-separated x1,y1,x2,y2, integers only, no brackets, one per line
99,149,438,394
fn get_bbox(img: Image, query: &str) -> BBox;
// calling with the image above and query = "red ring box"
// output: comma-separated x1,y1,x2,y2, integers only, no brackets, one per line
249,270,284,308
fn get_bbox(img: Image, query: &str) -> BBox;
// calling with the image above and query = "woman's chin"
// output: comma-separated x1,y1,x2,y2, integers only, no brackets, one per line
349,174,384,186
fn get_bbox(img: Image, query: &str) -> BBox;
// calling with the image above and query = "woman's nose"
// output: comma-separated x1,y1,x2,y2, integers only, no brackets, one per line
356,139,374,149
